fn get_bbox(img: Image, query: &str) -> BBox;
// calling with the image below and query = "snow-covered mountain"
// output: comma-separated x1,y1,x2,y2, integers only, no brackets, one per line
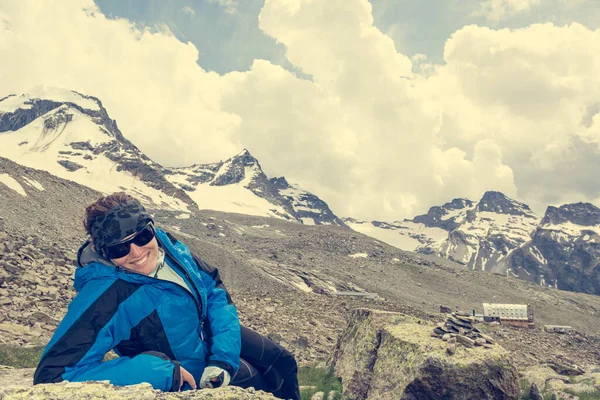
345,191,540,271
346,192,600,295
497,203,600,295
0,87,345,226
0,87,192,212
164,150,347,226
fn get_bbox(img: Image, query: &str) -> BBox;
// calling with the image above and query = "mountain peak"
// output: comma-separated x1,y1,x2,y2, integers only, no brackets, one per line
228,148,260,165
410,197,475,231
541,202,600,226
0,86,102,114
476,191,535,217
236,148,251,157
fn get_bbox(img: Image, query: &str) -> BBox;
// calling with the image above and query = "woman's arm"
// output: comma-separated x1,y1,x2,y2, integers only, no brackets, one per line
34,279,181,391
192,255,241,377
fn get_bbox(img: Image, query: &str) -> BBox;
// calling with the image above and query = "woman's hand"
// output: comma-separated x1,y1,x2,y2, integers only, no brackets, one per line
179,366,197,391
200,366,231,389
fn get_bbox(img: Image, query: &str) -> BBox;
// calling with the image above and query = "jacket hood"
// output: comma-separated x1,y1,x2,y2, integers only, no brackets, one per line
77,239,115,268
74,240,120,292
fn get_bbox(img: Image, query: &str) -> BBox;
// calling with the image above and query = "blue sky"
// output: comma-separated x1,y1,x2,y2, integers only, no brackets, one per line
95,0,600,74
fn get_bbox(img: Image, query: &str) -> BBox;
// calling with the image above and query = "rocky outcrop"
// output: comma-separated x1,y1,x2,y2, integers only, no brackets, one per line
328,309,520,400
0,366,277,399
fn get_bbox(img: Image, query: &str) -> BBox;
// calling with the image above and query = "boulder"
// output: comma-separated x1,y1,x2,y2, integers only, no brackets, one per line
329,309,520,400
0,366,277,399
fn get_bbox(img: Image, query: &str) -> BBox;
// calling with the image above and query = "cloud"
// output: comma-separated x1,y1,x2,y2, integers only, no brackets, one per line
1,0,600,221
208,0,238,15
0,0,241,167
182,6,195,17
472,0,543,21
426,22,600,211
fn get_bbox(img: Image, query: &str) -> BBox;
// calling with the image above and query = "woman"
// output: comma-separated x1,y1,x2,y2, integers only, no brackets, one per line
33,192,301,399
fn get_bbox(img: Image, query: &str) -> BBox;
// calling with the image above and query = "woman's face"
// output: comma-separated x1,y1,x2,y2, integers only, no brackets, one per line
110,235,159,275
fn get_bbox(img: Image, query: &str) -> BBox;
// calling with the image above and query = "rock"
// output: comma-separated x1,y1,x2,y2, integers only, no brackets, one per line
479,333,495,344
0,322,30,335
328,309,520,400
440,305,452,313
456,335,475,348
545,360,586,376
529,382,543,400
0,379,278,399
311,392,324,400
446,339,456,356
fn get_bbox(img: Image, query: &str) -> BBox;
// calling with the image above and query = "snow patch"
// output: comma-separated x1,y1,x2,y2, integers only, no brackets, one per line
291,280,313,293
349,253,369,258
0,174,27,196
22,176,44,191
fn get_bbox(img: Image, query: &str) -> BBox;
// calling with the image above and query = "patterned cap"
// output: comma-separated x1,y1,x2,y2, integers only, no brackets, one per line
89,198,153,253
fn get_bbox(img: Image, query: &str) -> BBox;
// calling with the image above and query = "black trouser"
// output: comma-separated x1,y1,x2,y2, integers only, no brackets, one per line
230,326,301,400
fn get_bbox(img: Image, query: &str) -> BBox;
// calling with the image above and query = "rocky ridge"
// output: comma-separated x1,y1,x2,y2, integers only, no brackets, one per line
0,88,346,226
497,202,600,295
165,150,346,226
347,191,600,296
345,191,541,275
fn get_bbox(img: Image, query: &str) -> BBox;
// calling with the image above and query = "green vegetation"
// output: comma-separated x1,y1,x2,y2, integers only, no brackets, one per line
0,345,120,369
563,389,600,400
298,365,342,400
518,378,532,400
518,376,600,400
0,344,44,368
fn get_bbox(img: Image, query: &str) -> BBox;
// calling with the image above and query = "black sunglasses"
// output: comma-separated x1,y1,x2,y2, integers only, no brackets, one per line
102,223,156,259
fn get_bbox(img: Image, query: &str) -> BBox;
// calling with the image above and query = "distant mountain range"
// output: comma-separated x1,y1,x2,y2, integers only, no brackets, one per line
1,87,599,295
0,87,345,227
345,192,600,296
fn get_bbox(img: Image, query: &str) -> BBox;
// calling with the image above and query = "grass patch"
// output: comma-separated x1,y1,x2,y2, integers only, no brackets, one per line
563,389,600,400
298,365,342,400
0,344,44,368
518,378,532,400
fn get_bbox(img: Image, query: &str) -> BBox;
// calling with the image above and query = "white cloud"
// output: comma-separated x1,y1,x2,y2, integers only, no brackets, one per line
1,0,600,221
473,0,543,21
182,6,196,17
426,22,600,211
208,0,238,15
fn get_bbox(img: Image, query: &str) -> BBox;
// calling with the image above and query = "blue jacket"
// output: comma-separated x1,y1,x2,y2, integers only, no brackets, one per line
33,228,241,391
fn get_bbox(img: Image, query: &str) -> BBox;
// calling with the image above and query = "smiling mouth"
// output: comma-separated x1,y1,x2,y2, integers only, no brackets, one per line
132,253,149,266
